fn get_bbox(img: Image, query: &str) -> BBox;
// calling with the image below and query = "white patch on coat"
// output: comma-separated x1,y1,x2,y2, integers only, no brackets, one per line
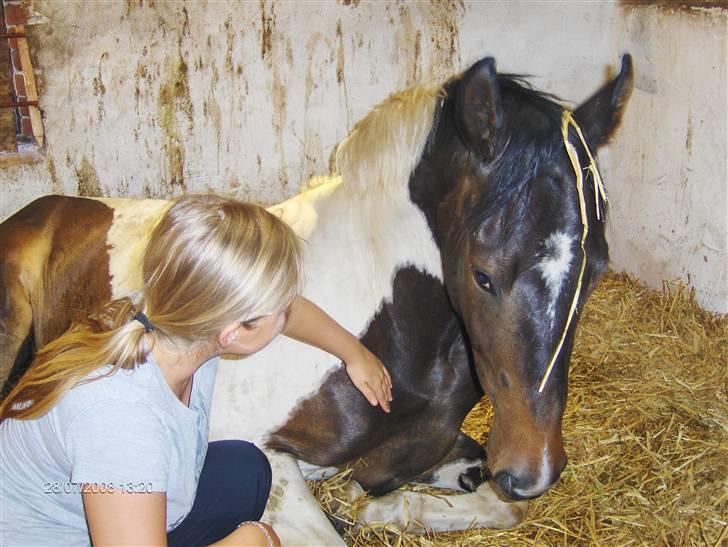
262,451,346,545
96,198,169,299
512,446,552,498
536,231,574,323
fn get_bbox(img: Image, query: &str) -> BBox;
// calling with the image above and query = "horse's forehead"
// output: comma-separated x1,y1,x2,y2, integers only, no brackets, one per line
535,230,576,321
474,175,576,247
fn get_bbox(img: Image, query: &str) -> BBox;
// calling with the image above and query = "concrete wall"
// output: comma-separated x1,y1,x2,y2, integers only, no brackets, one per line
604,5,727,314
0,1,725,313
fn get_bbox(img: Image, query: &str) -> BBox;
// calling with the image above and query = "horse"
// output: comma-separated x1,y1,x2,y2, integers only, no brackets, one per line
0,54,633,543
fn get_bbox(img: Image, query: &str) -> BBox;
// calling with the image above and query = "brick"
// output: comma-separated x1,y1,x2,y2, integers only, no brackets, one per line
4,4,27,26
20,115,32,137
0,42,11,92
19,104,29,116
13,73,25,96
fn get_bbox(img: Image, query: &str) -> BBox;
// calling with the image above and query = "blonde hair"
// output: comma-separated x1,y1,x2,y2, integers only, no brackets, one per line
0,194,302,421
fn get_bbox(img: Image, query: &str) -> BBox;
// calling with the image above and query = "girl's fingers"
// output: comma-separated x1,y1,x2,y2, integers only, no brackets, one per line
380,360,392,386
374,383,391,413
378,360,393,401
383,377,392,402
361,384,378,407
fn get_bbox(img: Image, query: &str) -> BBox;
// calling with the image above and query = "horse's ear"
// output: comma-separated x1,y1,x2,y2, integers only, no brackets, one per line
573,54,634,149
456,57,504,161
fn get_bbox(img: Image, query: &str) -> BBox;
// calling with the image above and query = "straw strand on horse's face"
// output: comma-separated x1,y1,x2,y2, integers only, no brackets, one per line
538,111,607,394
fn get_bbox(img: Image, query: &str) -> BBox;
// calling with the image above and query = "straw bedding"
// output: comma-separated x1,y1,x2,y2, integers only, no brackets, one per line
308,272,728,545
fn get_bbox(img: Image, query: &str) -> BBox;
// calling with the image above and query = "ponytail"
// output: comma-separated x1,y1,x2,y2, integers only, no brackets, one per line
0,298,149,422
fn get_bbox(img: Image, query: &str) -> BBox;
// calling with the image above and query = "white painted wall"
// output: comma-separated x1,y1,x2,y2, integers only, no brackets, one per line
604,6,727,314
0,1,725,313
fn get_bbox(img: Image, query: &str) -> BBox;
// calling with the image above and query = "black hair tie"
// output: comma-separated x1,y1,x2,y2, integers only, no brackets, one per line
133,311,155,333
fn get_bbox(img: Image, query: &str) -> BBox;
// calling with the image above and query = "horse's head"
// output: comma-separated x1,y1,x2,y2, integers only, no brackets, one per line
412,56,633,500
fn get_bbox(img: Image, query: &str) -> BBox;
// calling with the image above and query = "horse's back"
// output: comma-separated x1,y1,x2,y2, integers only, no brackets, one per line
1,194,119,263
1,195,87,264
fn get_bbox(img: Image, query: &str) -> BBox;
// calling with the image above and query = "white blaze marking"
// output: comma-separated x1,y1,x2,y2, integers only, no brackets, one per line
537,230,574,323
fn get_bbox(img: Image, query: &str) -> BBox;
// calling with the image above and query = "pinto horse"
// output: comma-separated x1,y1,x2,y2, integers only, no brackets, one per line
0,55,632,542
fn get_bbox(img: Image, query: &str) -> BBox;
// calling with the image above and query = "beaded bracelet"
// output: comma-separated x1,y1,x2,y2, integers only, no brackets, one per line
236,521,275,546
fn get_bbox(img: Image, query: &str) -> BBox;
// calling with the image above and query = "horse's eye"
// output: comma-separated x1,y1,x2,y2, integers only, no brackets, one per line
473,269,494,294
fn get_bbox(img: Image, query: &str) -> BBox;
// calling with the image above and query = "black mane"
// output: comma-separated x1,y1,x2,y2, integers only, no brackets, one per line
497,74,565,116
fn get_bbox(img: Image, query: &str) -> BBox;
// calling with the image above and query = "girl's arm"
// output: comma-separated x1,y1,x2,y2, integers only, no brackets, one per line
82,488,167,545
83,488,279,546
283,296,393,412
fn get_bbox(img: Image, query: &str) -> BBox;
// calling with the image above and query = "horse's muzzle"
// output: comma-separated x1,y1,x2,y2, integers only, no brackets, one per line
493,457,567,501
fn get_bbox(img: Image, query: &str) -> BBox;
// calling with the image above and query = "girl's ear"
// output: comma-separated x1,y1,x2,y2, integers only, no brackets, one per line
219,321,264,354
219,322,242,348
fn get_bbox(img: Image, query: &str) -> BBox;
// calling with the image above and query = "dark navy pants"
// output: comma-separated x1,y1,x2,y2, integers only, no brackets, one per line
167,440,272,547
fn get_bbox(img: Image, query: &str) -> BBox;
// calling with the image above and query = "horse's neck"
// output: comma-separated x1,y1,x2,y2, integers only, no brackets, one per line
270,177,443,338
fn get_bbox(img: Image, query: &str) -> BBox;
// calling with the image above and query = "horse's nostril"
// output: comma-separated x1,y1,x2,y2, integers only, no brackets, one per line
494,471,516,499
494,470,547,500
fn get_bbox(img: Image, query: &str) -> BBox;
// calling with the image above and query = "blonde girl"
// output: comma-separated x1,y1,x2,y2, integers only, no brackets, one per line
0,194,392,547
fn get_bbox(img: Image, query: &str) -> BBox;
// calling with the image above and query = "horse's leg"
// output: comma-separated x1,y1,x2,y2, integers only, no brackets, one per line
262,450,346,546
353,480,527,533
336,429,526,533
0,270,34,400
411,431,488,492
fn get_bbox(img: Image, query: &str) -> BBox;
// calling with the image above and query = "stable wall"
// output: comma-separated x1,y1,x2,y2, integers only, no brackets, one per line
0,1,725,313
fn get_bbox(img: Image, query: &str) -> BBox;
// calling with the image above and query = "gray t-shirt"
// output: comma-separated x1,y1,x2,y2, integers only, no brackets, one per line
0,354,219,547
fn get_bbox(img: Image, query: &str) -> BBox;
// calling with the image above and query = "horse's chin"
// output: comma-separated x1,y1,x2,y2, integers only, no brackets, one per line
492,484,544,502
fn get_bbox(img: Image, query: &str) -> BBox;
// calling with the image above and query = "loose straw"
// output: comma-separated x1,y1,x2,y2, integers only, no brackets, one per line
538,110,607,393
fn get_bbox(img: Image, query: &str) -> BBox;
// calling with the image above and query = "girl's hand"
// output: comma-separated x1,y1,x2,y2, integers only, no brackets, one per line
281,295,394,412
344,344,393,413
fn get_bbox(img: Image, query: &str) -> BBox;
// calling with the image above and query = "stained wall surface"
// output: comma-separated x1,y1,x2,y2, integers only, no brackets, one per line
0,1,725,313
